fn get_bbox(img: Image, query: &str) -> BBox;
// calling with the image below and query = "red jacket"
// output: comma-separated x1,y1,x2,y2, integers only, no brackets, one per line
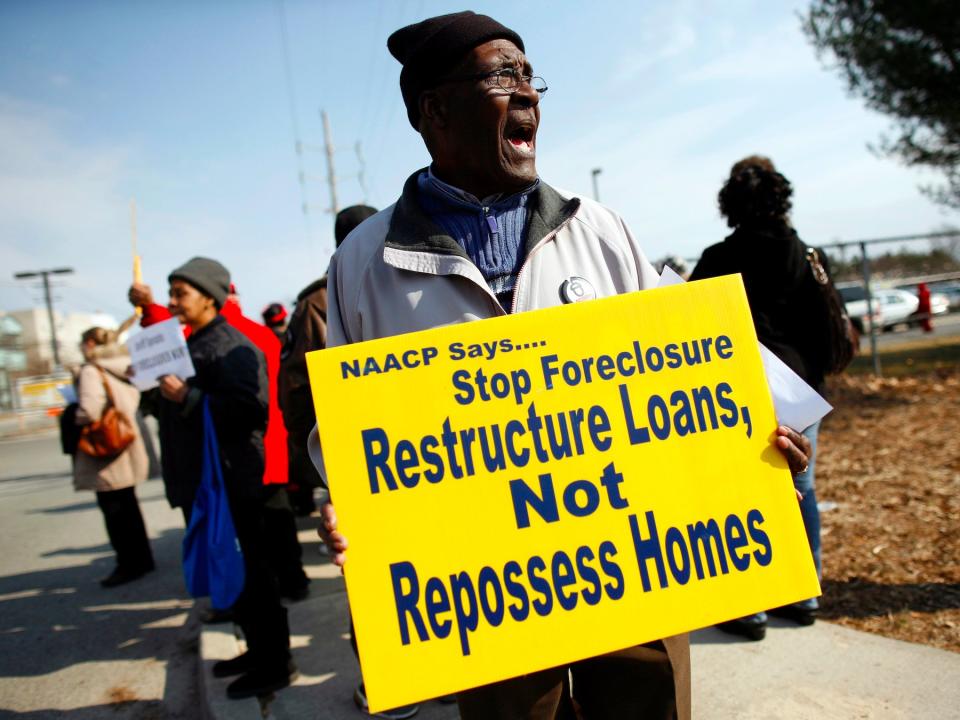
141,302,176,330
140,301,288,486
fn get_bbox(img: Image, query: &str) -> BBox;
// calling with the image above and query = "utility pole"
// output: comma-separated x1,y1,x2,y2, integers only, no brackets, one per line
591,168,602,202
355,141,368,203
13,267,74,368
321,109,339,215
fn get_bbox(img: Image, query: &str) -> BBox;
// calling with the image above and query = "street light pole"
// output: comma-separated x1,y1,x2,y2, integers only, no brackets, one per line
591,168,602,202
13,267,74,368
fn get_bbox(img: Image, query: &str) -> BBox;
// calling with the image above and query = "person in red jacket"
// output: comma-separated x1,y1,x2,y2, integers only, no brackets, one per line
128,282,310,602
221,287,310,600
917,282,933,333
221,288,288,484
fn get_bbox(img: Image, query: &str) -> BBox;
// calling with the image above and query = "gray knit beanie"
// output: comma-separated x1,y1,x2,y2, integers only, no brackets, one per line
168,257,231,309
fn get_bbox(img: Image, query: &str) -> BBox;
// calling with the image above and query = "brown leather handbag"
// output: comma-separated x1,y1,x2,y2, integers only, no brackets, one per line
77,366,136,458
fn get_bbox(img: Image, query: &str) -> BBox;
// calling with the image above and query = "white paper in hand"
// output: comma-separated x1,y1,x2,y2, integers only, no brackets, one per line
758,345,832,430
656,267,832,431
126,317,196,391
58,384,77,405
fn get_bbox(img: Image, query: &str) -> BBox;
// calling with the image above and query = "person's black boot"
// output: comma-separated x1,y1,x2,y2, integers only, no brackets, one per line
100,565,153,588
770,602,818,626
225,660,298,699
212,652,253,678
717,617,767,641
200,607,235,624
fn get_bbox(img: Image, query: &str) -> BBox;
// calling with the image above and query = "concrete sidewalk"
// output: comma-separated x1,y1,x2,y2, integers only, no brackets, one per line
201,543,960,719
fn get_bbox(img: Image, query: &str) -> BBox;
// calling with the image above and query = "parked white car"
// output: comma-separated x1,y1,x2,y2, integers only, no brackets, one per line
839,285,883,332
875,289,920,329
936,283,960,311
929,292,950,316
839,286,924,332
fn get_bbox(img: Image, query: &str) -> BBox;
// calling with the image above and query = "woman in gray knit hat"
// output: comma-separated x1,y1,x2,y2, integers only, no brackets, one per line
157,257,296,700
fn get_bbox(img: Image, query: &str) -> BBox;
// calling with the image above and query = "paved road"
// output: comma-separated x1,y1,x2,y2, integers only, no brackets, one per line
0,429,200,719
871,310,960,348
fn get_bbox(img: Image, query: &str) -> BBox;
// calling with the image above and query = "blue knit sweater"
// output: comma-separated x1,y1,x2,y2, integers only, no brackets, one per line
417,169,539,309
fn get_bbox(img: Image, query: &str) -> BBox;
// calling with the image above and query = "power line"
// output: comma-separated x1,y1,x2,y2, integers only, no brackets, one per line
365,0,426,204
363,0,409,159
360,0,401,145
274,0,315,247
358,0,387,141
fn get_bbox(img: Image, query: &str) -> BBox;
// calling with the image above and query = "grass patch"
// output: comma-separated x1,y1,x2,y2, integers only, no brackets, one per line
848,336,960,376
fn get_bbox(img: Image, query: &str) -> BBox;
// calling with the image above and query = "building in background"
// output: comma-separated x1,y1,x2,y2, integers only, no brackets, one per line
0,308,119,413
0,314,28,410
9,307,118,375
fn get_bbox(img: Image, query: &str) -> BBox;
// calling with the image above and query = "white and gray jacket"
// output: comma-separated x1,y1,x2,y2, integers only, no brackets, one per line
324,170,659,345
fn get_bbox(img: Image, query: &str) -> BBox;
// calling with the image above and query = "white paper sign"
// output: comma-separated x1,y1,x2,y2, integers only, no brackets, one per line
126,317,195,391
657,267,832,431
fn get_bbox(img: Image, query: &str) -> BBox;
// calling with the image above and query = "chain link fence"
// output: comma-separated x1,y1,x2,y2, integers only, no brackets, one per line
820,230,960,376
674,229,960,377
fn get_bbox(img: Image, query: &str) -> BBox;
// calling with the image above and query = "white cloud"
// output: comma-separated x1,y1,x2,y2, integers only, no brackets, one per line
678,18,818,84
0,114,130,243
610,22,698,85
0,96,136,314
0,96,285,320
0,92,339,326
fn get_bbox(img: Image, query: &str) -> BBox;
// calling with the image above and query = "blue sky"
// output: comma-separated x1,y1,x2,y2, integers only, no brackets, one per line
1,0,956,323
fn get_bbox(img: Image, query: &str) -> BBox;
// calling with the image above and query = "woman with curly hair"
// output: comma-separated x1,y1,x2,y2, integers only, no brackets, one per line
690,155,830,640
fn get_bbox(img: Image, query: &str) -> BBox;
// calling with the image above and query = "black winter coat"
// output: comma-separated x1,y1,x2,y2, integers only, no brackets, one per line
690,221,830,392
157,315,268,509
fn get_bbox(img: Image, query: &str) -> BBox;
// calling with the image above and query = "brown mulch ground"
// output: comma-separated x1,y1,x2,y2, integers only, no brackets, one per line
817,368,960,653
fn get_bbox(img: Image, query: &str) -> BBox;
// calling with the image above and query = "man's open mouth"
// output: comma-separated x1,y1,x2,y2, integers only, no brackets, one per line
506,124,535,153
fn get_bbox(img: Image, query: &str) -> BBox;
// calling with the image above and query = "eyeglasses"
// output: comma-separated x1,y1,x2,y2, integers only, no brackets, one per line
437,67,548,95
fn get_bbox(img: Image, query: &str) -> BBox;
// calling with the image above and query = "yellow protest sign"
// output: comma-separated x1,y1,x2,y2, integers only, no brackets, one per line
307,275,820,712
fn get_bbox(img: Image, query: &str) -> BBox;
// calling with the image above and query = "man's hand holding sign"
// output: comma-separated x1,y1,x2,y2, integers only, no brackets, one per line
307,275,817,712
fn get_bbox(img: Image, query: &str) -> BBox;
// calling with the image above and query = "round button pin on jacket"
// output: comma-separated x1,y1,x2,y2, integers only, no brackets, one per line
560,276,596,303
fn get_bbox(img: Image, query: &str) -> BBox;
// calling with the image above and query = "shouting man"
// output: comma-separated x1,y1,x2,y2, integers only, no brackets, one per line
313,11,811,720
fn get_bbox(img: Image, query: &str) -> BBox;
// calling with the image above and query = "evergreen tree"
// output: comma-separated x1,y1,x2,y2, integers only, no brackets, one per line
803,0,960,208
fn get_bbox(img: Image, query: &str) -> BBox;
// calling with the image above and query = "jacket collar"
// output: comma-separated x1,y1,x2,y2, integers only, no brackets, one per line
187,314,226,344
424,166,540,207
384,168,581,258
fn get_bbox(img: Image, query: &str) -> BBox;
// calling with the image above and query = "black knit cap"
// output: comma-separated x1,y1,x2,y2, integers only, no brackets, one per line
168,257,231,309
387,11,524,130
335,205,378,247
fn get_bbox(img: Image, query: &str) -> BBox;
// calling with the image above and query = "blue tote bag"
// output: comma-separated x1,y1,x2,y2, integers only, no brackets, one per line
182,397,245,609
